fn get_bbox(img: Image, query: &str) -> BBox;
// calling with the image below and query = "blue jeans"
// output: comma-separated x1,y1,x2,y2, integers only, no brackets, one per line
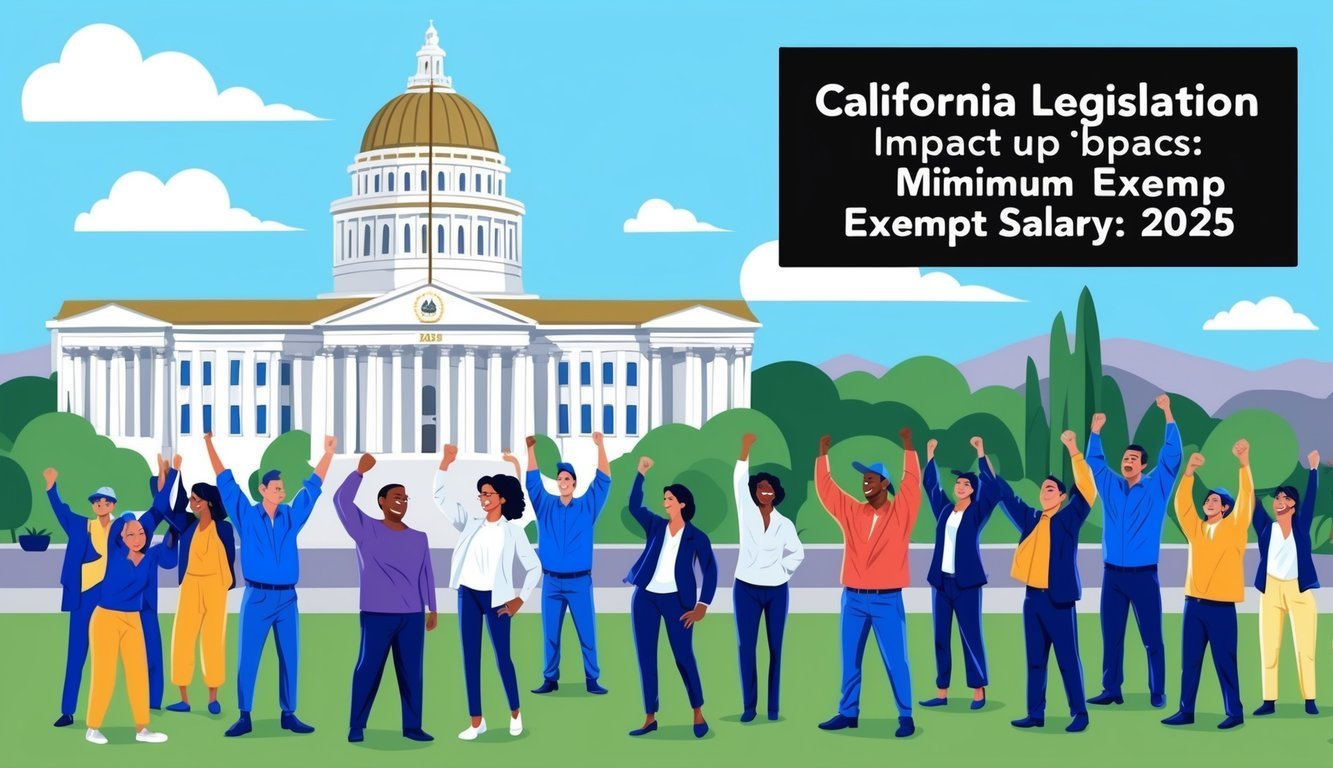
541,573,600,682
734,579,789,715
1100,565,1166,697
932,576,988,689
1178,597,1241,717
837,588,913,718
350,612,425,730
61,584,101,716
631,588,704,714
236,587,300,713
458,586,520,717
140,606,163,709
1023,587,1087,719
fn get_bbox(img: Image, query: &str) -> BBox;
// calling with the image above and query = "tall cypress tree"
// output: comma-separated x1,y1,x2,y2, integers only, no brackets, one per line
1024,355,1050,482
1076,287,1103,436
1048,312,1072,482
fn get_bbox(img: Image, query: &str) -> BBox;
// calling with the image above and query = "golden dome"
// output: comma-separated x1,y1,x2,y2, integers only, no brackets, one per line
360,91,498,154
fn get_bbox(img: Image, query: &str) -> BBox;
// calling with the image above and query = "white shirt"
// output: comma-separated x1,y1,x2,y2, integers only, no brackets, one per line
734,460,806,586
646,525,684,594
434,470,542,607
1266,525,1299,581
941,508,965,575
459,520,506,591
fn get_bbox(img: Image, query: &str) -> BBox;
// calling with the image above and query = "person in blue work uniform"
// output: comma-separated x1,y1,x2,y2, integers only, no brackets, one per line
524,432,612,696
204,431,336,738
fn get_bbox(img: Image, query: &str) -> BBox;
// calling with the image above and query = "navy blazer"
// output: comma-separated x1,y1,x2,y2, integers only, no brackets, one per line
924,458,999,589
981,458,1091,605
1253,468,1320,594
623,474,718,612
157,471,237,591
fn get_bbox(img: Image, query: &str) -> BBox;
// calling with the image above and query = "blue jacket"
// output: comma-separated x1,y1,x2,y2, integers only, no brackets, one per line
157,471,237,590
623,474,718,612
1253,468,1320,594
141,474,179,612
924,458,999,590
981,457,1092,605
1086,423,1182,567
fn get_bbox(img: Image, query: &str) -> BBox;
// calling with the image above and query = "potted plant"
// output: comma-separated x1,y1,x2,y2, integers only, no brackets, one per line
18,527,51,552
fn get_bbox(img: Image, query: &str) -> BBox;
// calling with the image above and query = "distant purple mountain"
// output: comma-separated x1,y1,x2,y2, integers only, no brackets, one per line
0,346,51,384
1215,391,1333,457
821,354,888,379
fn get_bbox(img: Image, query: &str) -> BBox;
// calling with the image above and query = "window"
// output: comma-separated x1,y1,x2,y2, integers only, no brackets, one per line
602,361,614,385
202,404,213,433
421,170,427,190
403,172,410,191
457,226,464,254
579,361,591,385
437,224,444,253
487,176,493,194
180,404,191,434
421,224,427,253
474,173,481,191
404,224,411,253
558,403,570,434
477,225,484,256
203,361,213,386
437,171,445,191
179,360,191,386
256,405,267,435
281,405,292,434
499,179,504,196
558,361,569,386
382,225,390,254
256,362,267,387
626,405,639,435
388,174,395,192
229,405,241,435
374,176,380,193
626,362,638,386
280,362,291,386
494,227,500,256
603,404,615,434
229,359,241,386
580,404,592,434
364,225,371,256
459,173,466,191
422,385,436,416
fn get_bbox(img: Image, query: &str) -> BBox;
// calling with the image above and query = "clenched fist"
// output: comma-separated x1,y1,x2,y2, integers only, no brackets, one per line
638,456,654,474
43,467,57,489
926,439,938,461
1060,430,1078,451
591,431,604,447
1308,450,1320,469
323,435,337,454
819,435,832,456
525,435,537,448
358,453,377,474
1156,394,1171,411
1091,413,1107,434
1186,452,1206,475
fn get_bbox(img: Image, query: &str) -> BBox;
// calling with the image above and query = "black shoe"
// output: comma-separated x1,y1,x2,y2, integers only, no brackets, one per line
586,679,608,695
348,728,364,743
1253,701,1276,716
818,714,858,730
531,679,559,694
628,721,658,737
1217,715,1244,730
895,717,915,738
694,720,709,738
53,714,74,728
740,710,757,723
1150,693,1166,708
225,712,253,737
281,712,315,734
1011,716,1045,728
1161,711,1194,726
1088,691,1124,706
1306,700,1319,716
403,728,434,742
1066,713,1089,732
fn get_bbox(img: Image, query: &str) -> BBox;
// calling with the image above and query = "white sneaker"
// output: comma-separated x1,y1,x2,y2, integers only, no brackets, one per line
510,713,523,736
458,719,487,741
135,728,168,743
85,728,107,745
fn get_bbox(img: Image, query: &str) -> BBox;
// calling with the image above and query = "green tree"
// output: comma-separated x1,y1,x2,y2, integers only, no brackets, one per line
0,454,33,541
937,413,1021,480
1024,356,1050,483
247,430,316,498
834,371,882,403
1196,409,1299,490
0,374,57,445
970,385,1026,450
1132,392,1216,461
1047,313,1072,483
877,357,972,427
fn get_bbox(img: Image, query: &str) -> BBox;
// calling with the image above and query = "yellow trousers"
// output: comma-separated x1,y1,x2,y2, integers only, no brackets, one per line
87,608,149,729
1259,576,1318,700
171,572,229,688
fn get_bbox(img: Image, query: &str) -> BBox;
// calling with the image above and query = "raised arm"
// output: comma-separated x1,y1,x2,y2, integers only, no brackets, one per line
814,435,855,523
1153,395,1183,493
288,446,329,534
1063,430,1098,507
1085,413,1119,498
333,455,375,540
1175,453,1204,540
893,427,922,527
593,430,610,476
735,434,759,532
1299,450,1320,529
628,458,657,533
923,456,950,520
433,444,468,532
1230,440,1255,531
978,456,1035,534
203,431,225,477
522,436,550,516
43,469,83,536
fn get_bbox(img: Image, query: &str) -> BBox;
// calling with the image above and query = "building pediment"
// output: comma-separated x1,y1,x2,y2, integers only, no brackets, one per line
315,282,535,329
47,302,171,330
639,304,761,330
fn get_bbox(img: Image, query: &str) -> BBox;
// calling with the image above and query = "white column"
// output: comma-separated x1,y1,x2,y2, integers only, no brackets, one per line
343,347,359,453
486,348,502,452
568,350,581,435
711,347,731,418
685,348,702,428
390,346,404,454
127,347,141,437
510,349,528,452
292,354,305,433
614,350,627,436
459,346,476,452
108,349,124,437
366,347,382,452
543,351,557,435
71,349,86,418
240,349,255,437
649,348,664,429
411,346,424,452
322,348,336,445
152,349,166,441
438,347,453,448
741,346,753,408
590,350,603,435
267,352,280,437
61,351,75,414
310,350,327,459
523,351,535,439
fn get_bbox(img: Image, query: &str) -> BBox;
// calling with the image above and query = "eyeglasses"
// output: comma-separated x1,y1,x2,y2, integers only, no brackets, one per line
477,492,498,499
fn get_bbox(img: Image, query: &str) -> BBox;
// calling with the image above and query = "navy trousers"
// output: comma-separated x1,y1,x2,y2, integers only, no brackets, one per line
733,580,789,716
540,573,601,682
631,588,704,714
140,607,164,710
1099,566,1166,698
1023,587,1087,719
350,612,426,730
61,584,102,716
1178,597,1242,717
458,586,520,717
931,576,988,689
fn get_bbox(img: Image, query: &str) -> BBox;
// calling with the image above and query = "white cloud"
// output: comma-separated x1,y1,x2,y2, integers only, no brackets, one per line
624,198,728,233
22,23,323,121
1202,297,1318,331
75,169,301,232
739,240,1022,302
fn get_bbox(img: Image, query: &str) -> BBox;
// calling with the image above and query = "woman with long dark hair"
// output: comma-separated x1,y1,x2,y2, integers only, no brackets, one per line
433,444,540,741
625,456,718,739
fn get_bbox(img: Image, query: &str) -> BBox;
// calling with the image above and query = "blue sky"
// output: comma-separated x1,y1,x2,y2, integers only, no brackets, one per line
4,0,1329,369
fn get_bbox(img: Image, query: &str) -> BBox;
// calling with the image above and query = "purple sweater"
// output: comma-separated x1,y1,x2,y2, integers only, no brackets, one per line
334,471,437,613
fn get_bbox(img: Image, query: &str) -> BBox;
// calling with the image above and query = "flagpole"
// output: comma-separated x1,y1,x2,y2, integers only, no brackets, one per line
427,43,435,286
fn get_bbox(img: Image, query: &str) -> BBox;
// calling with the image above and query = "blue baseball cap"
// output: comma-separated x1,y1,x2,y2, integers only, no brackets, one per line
88,486,117,504
851,461,895,494
1206,487,1235,516
555,462,577,482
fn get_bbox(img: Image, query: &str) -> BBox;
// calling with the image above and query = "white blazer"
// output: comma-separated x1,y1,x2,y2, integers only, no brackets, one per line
434,470,541,607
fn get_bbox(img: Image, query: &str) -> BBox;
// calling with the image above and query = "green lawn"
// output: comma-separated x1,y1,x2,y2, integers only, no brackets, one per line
4,612,1332,766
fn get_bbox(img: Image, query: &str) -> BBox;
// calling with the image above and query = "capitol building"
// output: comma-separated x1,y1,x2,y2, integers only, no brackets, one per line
46,23,758,494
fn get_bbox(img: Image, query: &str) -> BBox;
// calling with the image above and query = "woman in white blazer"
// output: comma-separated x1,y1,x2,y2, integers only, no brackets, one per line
434,444,541,742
